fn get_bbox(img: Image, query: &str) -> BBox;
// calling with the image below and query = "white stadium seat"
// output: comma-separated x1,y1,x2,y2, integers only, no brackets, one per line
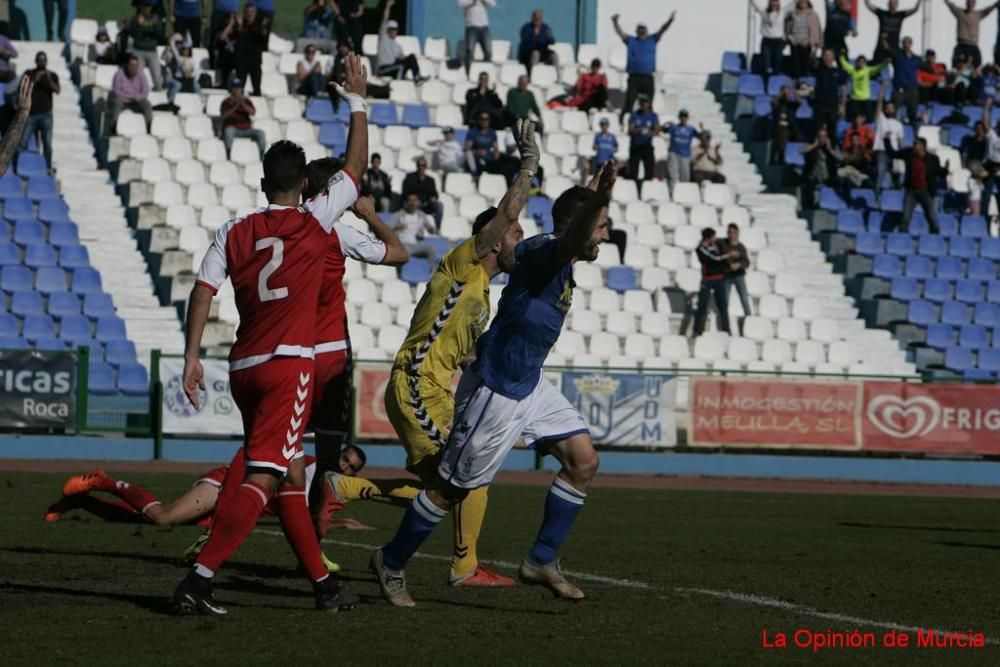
188,183,220,209
570,310,602,335
606,311,637,336
151,114,181,139
153,181,183,207
672,182,701,206
175,159,207,187
166,204,197,229
776,317,808,342
201,206,231,232
588,288,620,315
116,111,147,137
162,136,193,162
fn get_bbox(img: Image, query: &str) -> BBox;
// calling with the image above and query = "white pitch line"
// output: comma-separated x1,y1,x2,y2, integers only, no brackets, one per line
675,588,1000,647
253,529,653,590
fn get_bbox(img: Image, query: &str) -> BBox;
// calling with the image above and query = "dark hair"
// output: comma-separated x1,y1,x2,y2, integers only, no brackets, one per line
125,52,139,63
926,49,936,57
371,152,382,161
304,157,343,199
916,137,928,148
472,207,498,235
262,141,306,195
343,445,367,468
727,223,739,232
701,227,716,240
552,186,597,236
590,58,602,68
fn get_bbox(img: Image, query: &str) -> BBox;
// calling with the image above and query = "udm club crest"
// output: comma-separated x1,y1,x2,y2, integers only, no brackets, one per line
566,372,675,447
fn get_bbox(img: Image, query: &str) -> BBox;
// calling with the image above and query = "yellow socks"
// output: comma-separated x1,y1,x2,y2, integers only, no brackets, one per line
450,486,488,578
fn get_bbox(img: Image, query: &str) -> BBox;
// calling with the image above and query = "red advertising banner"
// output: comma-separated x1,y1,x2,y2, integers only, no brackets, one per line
689,378,861,450
353,364,396,440
862,382,1000,456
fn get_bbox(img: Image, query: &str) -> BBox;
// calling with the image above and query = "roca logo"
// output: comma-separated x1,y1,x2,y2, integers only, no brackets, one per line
164,375,207,417
866,395,941,438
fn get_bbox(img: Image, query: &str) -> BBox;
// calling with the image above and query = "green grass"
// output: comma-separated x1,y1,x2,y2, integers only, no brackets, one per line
2,470,999,664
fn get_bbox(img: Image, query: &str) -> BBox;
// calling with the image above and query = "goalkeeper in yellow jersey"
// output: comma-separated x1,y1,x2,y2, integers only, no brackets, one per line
316,119,540,587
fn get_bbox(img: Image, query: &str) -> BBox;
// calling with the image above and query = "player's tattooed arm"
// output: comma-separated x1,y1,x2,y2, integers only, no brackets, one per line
474,118,538,259
0,77,34,177
182,285,213,408
353,194,409,265
555,161,615,264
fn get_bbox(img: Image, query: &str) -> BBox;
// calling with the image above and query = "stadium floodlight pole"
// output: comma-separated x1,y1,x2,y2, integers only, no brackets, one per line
746,0,755,66
0,76,35,176
921,0,930,54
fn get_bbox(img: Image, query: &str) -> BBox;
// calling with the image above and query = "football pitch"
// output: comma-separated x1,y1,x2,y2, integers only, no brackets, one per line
2,468,998,664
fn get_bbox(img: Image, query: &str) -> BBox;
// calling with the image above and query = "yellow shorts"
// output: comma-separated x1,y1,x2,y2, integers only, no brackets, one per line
385,369,454,470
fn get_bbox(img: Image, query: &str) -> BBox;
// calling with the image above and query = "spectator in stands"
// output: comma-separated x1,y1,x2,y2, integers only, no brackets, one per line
883,136,948,233
402,156,444,229
785,0,822,78
517,9,558,75
209,0,239,68
548,59,608,112
945,0,996,67
722,224,751,320
165,35,202,104
226,3,269,96
664,109,701,187
865,0,920,65
824,0,857,56
465,112,500,177
613,12,675,122
969,166,986,215
592,117,618,175
811,50,845,140
430,126,465,173
362,153,393,212
838,132,874,187
627,94,659,182
693,228,731,337
460,0,495,74
751,0,788,77
917,49,948,103
886,36,922,126
843,112,875,150
126,0,166,91
392,193,438,263
134,0,167,17
802,126,842,207
108,54,152,137
692,132,726,184
220,77,267,159
769,85,800,164
170,0,204,47
43,0,69,43
0,26,16,83
603,217,628,264
874,85,903,190
840,53,890,121
296,44,327,97
962,121,988,169
333,0,366,53
978,98,1000,214
464,72,504,127
20,52,59,172
377,0,428,82
951,52,981,103
93,27,118,66
505,75,543,130
302,0,335,46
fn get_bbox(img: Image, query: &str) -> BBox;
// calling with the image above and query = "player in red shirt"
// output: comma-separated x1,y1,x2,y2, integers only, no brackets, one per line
172,55,370,616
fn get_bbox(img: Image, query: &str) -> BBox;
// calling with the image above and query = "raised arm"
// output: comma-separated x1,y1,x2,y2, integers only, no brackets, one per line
351,195,410,265
903,1,920,18
863,0,877,13
655,10,676,40
474,119,539,259
555,162,614,264
750,0,766,18
611,14,627,41
0,77,34,177
382,0,395,25
333,53,369,185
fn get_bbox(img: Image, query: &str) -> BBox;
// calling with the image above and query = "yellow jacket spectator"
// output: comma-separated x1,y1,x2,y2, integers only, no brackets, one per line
839,54,890,121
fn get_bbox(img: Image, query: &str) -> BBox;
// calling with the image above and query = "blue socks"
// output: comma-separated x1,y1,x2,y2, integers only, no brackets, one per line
382,490,447,571
527,477,586,566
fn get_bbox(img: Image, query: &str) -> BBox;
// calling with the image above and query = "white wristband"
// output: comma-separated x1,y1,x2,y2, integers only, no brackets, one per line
332,82,367,115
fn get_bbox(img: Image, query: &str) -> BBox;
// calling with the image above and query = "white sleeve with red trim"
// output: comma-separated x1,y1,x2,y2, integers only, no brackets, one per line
195,223,230,294
334,222,388,264
303,170,361,233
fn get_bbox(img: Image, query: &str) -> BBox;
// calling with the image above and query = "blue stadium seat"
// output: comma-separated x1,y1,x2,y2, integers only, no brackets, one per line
0,171,22,199
752,95,772,118
849,189,877,209
369,102,399,127
973,302,1000,327
400,258,433,285
26,176,58,201
890,277,920,301
885,233,912,256
35,266,67,293
49,222,79,248
917,234,946,257
944,346,975,372
71,268,103,294
818,186,845,211
15,152,47,178
22,314,55,341
737,73,765,96
606,266,637,293
959,324,989,349
978,347,1000,372
59,314,92,343
955,279,985,303
923,278,951,301
908,299,936,326
979,236,1000,262
0,336,27,349
0,313,18,337
969,257,996,282
0,241,19,265
1,265,32,291
925,323,955,348
104,340,137,367
96,316,127,342
949,236,979,260
401,104,431,128
989,280,1000,303
47,292,80,318
88,362,117,395
836,209,864,234
961,215,989,238
24,243,57,268
4,197,34,222
13,219,43,244
722,51,745,73
785,143,805,167
872,254,901,278
963,104,984,124
118,363,150,395
879,190,904,212
766,75,793,96
58,244,89,269
0,223,9,243
10,290,42,316
795,100,813,119
35,337,66,351
944,123,971,146
936,214,959,236
935,256,964,280
941,300,971,325
422,235,451,259
318,122,346,148
83,292,115,318
909,216,930,236
38,199,69,223
305,98,337,123
854,232,883,256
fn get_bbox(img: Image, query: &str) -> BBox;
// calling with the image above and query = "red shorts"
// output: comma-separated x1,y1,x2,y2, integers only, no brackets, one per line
195,466,228,488
310,347,352,437
230,357,315,475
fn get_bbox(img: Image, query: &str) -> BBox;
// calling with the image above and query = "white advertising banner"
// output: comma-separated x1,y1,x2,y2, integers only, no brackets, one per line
159,357,243,435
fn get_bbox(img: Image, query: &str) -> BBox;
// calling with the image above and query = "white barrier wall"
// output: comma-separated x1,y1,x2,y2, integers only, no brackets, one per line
594,0,1000,75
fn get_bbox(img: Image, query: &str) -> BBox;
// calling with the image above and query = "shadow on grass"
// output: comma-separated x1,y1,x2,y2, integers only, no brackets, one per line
837,522,1000,534
1,581,178,615
930,540,1000,552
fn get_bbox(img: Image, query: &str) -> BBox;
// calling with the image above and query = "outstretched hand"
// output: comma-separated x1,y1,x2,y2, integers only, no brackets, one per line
514,118,539,173
587,160,617,194
330,52,367,100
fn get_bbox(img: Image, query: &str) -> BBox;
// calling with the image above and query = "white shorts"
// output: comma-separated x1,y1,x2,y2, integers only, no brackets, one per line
438,369,589,489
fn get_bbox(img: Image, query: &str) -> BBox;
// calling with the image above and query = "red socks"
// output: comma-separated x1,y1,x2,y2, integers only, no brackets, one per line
107,479,161,516
195,480,270,575
275,485,329,582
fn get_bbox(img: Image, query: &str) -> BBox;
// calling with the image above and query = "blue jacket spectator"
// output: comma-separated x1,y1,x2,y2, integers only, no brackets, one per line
889,36,922,127
172,0,204,47
517,9,558,74
302,0,334,40
593,119,618,169
627,95,660,182
465,112,500,175
663,109,701,186
824,0,857,54
612,11,675,122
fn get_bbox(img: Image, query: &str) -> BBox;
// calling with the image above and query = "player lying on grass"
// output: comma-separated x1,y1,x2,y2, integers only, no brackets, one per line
316,118,540,588
370,162,615,607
